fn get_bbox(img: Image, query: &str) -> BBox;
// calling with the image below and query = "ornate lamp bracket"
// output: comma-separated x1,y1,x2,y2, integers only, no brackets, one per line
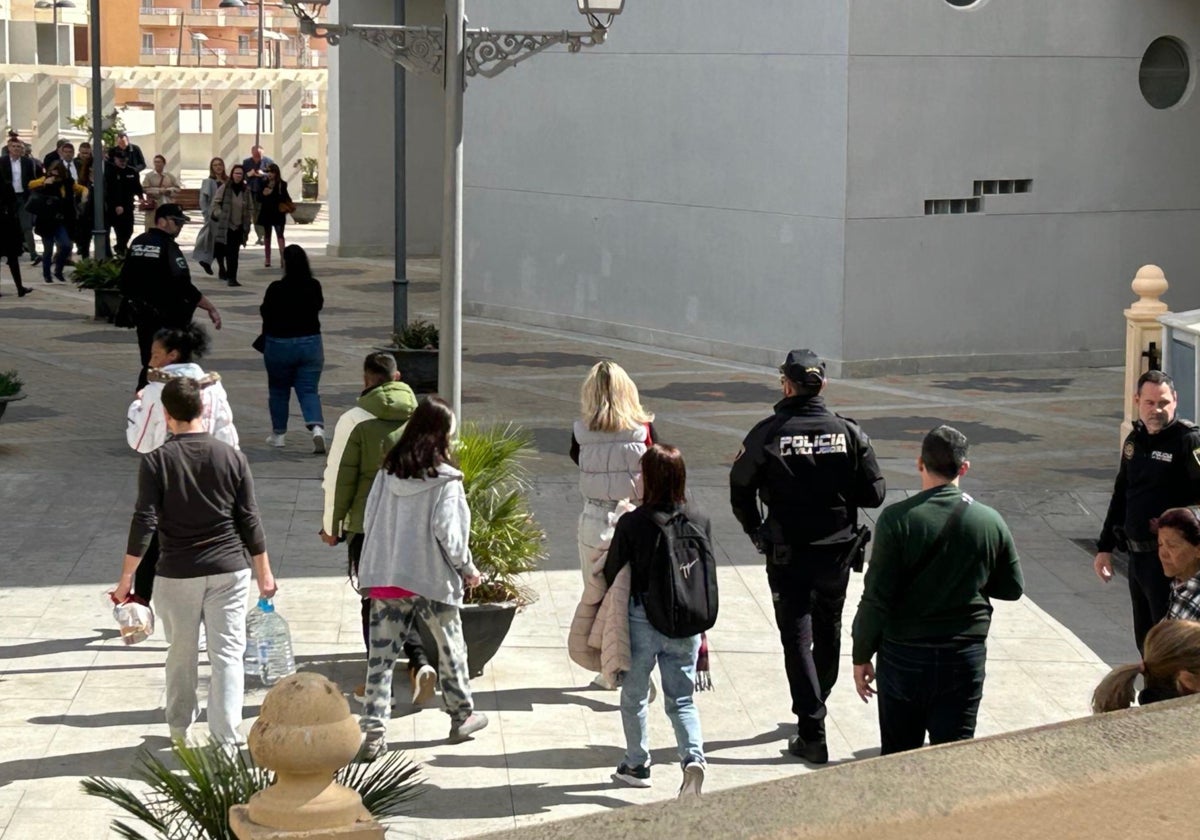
464,28,607,79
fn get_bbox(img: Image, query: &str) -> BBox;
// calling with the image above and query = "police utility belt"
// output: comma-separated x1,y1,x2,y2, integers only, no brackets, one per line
760,524,872,572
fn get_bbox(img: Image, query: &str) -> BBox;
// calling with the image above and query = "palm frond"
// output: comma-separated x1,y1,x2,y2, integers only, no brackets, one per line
456,423,547,606
335,751,424,817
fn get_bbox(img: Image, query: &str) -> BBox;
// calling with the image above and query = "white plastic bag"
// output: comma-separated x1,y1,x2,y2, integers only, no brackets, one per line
102,591,155,645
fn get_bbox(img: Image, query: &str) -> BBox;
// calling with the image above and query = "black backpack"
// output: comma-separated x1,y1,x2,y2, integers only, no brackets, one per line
643,510,719,638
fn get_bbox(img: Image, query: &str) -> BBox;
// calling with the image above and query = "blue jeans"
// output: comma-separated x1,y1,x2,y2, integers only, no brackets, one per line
41,224,72,279
263,334,325,433
620,602,704,769
875,639,987,755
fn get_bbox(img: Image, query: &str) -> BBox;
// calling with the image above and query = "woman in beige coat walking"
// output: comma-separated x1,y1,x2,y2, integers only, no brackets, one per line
210,164,252,288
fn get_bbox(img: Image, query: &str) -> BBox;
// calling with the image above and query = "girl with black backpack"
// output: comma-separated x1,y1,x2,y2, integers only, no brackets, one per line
603,444,717,798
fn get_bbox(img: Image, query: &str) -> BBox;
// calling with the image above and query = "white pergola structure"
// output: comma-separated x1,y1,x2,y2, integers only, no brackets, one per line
1,64,327,193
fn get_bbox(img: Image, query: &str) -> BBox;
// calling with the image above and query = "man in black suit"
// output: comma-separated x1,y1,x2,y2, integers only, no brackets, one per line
5,135,40,264
110,132,147,174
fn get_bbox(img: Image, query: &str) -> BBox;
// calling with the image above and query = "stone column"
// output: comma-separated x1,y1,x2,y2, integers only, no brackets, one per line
211,89,241,168
0,82,9,139
33,73,61,158
316,96,328,201
271,79,304,194
100,78,116,124
153,89,182,174
1121,265,1170,447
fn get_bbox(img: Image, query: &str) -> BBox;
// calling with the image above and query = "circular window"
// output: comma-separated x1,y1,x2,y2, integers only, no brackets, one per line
1140,37,1191,109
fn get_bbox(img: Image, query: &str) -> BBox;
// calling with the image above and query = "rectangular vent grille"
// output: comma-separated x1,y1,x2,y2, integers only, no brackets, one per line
924,178,1033,215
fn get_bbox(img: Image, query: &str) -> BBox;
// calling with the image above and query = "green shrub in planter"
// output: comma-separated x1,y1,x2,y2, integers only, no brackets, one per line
0,370,22,398
71,257,124,291
391,319,439,350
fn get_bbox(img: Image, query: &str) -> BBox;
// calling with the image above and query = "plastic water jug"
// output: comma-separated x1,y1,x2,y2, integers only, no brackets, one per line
253,597,295,686
244,600,265,674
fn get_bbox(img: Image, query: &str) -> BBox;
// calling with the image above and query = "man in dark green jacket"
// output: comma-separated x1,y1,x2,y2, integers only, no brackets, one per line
319,352,433,704
851,425,1023,755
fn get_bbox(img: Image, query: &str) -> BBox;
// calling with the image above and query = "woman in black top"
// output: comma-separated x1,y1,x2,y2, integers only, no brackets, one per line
257,163,292,268
260,244,326,453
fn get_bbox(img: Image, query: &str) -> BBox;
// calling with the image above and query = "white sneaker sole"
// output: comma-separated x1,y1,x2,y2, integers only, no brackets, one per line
412,666,437,705
312,434,326,454
678,764,705,798
612,771,651,789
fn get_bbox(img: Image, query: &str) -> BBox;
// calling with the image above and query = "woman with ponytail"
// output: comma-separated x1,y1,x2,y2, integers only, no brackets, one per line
1092,619,1200,713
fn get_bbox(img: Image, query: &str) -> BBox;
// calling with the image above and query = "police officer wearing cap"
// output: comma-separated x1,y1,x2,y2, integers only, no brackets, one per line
1095,369,1200,654
730,349,886,763
118,203,222,391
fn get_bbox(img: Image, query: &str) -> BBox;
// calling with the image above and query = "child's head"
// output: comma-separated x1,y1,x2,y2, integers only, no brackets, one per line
383,396,455,479
580,360,653,432
640,444,686,507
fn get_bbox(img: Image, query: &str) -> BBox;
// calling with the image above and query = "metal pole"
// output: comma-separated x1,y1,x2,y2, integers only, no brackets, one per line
52,3,59,64
255,0,264,147
89,0,105,258
439,0,464,417
392,0,408,336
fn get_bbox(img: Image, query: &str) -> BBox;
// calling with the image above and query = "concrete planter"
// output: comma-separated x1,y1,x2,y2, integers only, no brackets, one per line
289,202,322,225
93,289,123,323
417,602,518,678
379,346,438,394
0,391,26,422
301,180,318,200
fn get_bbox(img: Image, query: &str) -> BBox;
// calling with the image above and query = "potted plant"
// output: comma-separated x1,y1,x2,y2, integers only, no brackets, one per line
67,108,127,150
380,319,439,394
296,156,319,200
82,740,422,840
0,370,25,423
417,423,546,677
70,256,125,322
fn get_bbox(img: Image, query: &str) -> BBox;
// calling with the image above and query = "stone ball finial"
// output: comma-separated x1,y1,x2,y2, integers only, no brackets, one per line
1130,265,1169,313
246,672,368,831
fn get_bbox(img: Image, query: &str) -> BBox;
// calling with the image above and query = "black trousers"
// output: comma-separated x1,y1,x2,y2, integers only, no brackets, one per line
766,544,852,739
1128,550,1172,654
347,532,428,667
110,210,134,256
132,531,160,603
217,227,245,283
876,639,987,755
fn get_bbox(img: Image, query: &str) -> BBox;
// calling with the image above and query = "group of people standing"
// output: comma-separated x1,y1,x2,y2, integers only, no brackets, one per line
192,146,293,288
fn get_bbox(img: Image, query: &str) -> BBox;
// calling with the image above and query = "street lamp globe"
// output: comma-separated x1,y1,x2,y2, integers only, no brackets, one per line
218,0,246,7
35,0,77,8
577,0,623,31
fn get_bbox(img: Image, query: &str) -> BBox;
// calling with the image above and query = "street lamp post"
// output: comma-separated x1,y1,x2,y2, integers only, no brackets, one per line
219,0,266,146
88,0,105,259
283,0,624,420
34,0,75,65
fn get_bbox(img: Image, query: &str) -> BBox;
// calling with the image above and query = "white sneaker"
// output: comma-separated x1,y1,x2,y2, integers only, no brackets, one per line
590,673,615,690
411,664,437,705
311,425,326,454
266,433,285,448
677,760,705,799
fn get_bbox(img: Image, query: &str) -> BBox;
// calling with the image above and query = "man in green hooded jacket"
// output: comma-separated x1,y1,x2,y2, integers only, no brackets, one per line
320,352,434,704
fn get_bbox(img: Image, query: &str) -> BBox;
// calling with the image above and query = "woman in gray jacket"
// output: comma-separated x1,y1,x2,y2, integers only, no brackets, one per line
356,396,487,760
210,164,252,287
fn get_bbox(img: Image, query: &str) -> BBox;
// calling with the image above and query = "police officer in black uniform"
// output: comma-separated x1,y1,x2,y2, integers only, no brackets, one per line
118,203,221,391
1095,369,1200,654
104,148,143,257
730,349,885,763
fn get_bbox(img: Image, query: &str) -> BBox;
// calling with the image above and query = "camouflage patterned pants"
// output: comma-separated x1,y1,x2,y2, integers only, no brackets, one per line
361,597,473,740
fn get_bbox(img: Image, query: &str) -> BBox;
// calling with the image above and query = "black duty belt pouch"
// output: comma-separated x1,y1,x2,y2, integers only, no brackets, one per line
847,524,872,573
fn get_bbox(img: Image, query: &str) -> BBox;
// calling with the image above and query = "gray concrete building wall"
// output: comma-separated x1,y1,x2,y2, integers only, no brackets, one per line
326,0,444,258
840,0,1200,373
462,0,850,366
333,0,1200,373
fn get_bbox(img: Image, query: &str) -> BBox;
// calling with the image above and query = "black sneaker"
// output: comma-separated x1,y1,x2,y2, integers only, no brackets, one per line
611,762,651,788
227,279,242,287
199,260,213,276
787,734,829,764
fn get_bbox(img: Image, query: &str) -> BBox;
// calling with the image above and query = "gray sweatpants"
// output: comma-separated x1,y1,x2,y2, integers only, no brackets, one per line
361,597,472,741
155,569,251,743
